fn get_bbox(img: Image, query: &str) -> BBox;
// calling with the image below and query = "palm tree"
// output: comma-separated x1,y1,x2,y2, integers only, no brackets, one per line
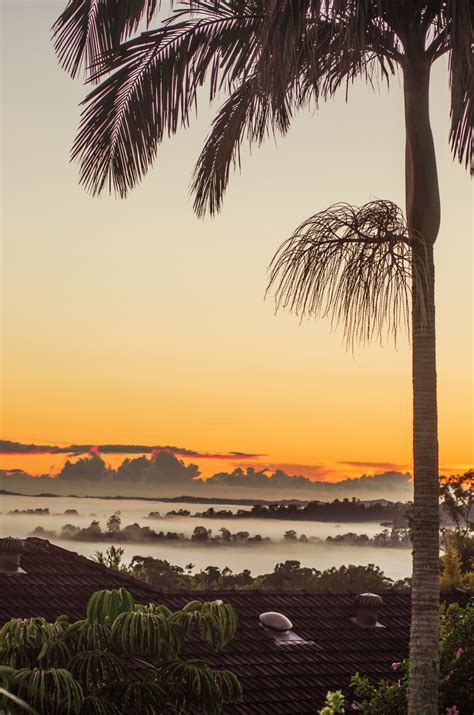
52,2,472,712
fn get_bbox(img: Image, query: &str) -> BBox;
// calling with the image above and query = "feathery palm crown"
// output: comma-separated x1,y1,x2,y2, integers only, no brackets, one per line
53,0,472,213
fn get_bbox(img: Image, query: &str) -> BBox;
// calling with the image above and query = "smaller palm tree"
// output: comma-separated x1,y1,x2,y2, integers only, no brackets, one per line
0,587,241,714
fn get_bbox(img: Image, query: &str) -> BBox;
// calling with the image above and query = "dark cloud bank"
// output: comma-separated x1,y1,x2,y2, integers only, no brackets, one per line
0,451,413,502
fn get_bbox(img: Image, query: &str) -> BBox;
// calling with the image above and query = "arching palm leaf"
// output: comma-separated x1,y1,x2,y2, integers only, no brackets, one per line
52,0,160,79
65,621,113,652
80,695,121,715
267,200,429,347
100,680,167,714
54,0,472,203
68,650,126,692
13,668,84,715
72,7,262,196
111,611,174,657
0,618,70,669
86,588,135,625
154,659,243,714
171,599,238,651
0,687,38,714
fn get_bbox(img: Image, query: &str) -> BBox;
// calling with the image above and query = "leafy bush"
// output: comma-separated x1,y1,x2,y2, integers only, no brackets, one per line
346,603,474,714
0,588,241,714
319,689,345,714
439,603,474,714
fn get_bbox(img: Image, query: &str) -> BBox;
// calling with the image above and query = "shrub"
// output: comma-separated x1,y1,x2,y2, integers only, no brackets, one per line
345,603,474,714
0,588,241,714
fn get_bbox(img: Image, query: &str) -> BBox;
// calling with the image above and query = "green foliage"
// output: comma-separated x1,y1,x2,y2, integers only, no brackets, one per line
0,588,241,714
86,588,135,625
110,610,175,657
13,668,84,715
439,603,474,713
100,681,167,714
440,472,474,536
347,603,474,714
319,688,345,714
440,545,465,591
80,696,120,715
94,546,413,593
0,686,38,714
440,471,474,590
350,667,408,714
0,617,70,670
68,651,126,692
172,600,238,651
155,659,242,715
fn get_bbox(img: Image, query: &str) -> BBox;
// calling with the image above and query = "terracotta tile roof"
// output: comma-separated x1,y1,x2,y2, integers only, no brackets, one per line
0,537,414,713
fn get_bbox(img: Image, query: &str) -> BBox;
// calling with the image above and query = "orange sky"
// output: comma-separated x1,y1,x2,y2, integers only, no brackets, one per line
1,2,472,484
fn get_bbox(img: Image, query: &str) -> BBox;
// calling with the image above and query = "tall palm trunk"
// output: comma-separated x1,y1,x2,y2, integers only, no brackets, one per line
404,57,441,715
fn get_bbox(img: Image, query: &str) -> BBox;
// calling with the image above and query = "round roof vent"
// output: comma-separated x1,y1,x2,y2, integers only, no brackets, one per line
259,611,293,632
354,592,384,628
355,593,384,610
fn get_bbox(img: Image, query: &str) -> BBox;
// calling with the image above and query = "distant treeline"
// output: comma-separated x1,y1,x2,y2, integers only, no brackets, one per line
187,498,411,524
94,546,411,592
7,508,79,516
29,514,411,549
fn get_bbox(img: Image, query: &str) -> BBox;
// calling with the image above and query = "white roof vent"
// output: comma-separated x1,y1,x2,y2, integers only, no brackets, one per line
259,611,316,646
259,611,293,631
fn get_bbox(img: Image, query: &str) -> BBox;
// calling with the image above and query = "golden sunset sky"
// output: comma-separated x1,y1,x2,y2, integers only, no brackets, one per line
1,1,472,482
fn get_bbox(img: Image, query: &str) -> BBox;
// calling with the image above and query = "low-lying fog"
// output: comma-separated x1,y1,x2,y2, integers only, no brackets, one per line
0,494,411,580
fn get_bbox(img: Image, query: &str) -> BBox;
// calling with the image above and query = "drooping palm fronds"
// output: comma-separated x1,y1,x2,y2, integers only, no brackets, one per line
267,200,428,347
13,668,84,715
441,0,473,171
72,9,262,196
80,695,121,715
192,74,292,216
100,680,168,714
53,1,473,203
86,588,135,624
53,1,472,204
1,589,242,714
52,0,160,79
0,687,38,714
155,659,242,715
68,650,126,692
171,599,239,650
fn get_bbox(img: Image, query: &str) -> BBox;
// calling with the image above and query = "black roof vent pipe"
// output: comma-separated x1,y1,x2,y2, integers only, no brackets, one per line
352,592,385,628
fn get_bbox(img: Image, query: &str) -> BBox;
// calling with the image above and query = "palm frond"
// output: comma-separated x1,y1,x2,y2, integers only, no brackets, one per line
72,11,261,196
443,0,473,171
0,687,38,714
80,695,121,715
111,611,174,657
68,650,126,692
100,680,167,714
52,0,160,79
155,659,242,715
267,200,427,347
257,0,401,105
86,588,135,625
192,74,292,216
171,599,238,650
13,668,84,715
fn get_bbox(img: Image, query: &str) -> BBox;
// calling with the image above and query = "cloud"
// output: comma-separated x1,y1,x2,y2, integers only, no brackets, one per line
0,450,414,502
248,462,339,482
0,440,262,460
337,460,404,470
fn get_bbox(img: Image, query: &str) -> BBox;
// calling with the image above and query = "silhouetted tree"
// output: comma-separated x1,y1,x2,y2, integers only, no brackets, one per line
53,3,472,710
